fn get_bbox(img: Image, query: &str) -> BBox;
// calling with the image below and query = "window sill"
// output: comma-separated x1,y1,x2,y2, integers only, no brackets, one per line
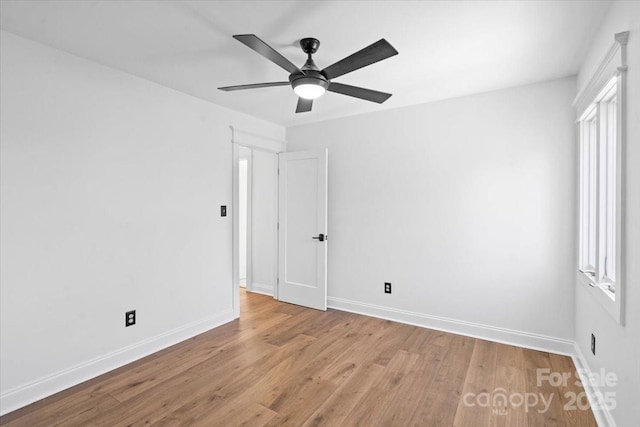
577,271,622,324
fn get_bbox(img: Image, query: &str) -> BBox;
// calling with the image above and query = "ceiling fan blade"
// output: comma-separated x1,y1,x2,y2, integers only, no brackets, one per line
327,82,392,103
233,34,302,74
296,97,313,113
218,82,290,91
321,39,398,80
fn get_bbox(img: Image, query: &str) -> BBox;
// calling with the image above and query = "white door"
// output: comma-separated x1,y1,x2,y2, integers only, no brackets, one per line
278,149,328,310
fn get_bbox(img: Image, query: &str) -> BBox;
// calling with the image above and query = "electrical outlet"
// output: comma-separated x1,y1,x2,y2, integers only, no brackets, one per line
126,310,136,327
384,282,392,294
591,333,596,355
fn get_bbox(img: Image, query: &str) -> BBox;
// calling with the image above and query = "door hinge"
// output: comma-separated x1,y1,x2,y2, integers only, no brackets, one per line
277,222,280,230
277,168,280,175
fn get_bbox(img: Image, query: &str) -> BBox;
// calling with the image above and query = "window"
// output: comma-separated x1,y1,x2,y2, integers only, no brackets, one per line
573,30,627,324
578,78,618,298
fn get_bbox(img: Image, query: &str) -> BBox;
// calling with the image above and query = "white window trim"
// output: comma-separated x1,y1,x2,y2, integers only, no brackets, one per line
573,31,628,325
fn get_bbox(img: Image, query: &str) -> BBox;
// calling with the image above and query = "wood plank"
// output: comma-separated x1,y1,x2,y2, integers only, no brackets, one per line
85,339,280,426
377,345,449,426
147,334,317,426
549,353,598,427
0,393,119,427
301,362,385,427
400,324,438,354
413,333,476,426
184,402,278,427
523,350,566,427
453,339,499,427
340,350,421,425
488,343,528,427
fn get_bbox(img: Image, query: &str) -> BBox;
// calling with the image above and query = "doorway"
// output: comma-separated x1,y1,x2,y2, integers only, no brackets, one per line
231,128,283,318
231,128,328,318
236,146,277,296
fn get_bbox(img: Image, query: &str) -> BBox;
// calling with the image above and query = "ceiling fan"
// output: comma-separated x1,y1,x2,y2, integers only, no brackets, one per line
218,34,398,113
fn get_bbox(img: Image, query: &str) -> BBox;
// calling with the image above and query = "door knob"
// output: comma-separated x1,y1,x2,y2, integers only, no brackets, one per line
312,233,326,242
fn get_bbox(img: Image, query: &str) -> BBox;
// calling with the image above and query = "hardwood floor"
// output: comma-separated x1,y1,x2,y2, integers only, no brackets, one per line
1,290,597,426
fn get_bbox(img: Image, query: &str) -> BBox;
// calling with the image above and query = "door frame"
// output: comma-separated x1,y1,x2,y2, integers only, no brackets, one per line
230,126,286,318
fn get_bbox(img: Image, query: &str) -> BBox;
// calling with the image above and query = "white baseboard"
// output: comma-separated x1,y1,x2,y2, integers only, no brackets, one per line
571,343,617,427
0,310,235,416
250,282,274,296
327,296,575,356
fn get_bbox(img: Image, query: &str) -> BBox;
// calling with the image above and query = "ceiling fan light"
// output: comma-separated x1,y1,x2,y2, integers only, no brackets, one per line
290,73,329,100
294,83,326,100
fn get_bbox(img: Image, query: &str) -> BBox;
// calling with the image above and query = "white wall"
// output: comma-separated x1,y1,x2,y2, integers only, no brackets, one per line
574,2,640,426
287,77,577,349
0,31,284,414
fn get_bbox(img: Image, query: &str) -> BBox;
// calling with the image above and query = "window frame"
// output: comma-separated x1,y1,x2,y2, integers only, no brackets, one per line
574,31,628,325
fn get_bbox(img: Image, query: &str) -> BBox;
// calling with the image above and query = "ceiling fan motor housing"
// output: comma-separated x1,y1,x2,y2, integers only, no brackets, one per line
289,70,329,89
290,37,329,93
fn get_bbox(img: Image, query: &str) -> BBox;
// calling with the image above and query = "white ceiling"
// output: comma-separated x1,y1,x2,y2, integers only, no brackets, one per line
0,0,611,127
